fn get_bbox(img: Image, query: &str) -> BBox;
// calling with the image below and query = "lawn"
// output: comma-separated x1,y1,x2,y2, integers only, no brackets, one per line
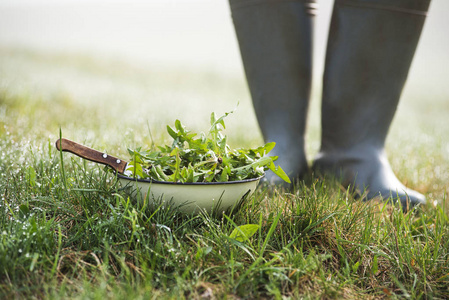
1,47,448,299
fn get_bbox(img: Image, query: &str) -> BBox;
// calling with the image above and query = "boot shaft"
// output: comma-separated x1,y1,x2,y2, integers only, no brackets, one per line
229,0,318,179
230,0,317,139
321,0,431,152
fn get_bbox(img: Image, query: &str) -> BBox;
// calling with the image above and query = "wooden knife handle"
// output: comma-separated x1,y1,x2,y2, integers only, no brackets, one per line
55,138,127,174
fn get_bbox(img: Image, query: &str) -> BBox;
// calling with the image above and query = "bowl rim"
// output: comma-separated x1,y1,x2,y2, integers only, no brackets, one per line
116,173,264,185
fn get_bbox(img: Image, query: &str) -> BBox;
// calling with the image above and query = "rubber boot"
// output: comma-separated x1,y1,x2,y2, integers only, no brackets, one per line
229,0,317,183
313,0,431,209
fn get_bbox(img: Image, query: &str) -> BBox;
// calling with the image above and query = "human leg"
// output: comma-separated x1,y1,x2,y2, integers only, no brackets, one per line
314,0,431,208
229,0,317,182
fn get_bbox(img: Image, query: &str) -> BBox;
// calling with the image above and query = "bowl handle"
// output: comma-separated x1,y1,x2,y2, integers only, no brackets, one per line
55,138,127,174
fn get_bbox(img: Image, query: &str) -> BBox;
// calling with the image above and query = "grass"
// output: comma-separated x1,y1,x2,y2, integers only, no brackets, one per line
1,47,449,299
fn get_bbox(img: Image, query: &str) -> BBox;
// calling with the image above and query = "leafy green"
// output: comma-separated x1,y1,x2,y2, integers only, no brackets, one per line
229,224,260,242
126,111,290,183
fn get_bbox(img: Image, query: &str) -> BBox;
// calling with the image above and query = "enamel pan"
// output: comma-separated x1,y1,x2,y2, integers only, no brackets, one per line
55,138,261,214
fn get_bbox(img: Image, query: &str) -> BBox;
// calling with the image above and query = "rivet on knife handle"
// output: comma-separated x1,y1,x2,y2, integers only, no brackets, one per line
55,138,128,174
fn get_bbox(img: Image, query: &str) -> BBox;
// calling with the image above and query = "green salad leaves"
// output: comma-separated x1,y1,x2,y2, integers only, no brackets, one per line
126,111,290,184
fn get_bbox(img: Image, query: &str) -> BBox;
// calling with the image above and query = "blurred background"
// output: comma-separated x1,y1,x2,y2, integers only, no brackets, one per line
0,0,448,149
1,0,447,85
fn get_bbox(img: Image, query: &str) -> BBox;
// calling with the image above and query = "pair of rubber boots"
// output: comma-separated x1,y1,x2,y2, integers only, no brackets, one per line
230,0,431,209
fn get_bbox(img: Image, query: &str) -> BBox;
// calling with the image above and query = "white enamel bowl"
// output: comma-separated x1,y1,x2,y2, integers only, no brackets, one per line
54,138,262,215
117,174,262,214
